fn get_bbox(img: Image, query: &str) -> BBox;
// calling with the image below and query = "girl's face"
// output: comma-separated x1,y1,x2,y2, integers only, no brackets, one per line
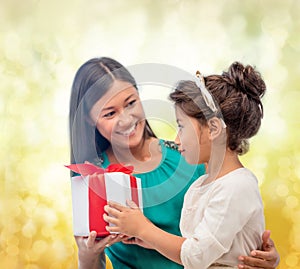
89,80,146,150
175,105,211,164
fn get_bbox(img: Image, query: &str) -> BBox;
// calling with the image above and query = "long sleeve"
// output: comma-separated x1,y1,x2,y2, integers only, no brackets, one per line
180,168,265,269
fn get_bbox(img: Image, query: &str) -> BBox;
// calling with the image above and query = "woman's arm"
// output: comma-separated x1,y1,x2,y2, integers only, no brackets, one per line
238,230,280,269
104,201,186,265
75,231,122,269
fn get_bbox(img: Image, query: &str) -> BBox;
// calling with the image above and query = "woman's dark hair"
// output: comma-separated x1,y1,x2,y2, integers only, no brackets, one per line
170,61,266,155
69,57,156,165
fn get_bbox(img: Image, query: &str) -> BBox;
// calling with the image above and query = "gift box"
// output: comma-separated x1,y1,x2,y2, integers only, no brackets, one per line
65,163,143,238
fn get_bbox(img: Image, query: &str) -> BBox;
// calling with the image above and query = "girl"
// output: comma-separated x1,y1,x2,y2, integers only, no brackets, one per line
69,58,279,269
104,62,275,269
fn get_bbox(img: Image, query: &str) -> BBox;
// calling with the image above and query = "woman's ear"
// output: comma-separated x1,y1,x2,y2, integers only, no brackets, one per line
208,117,223,140
85,115,95,126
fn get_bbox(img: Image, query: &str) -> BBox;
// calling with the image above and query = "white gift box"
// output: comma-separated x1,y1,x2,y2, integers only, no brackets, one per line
67,164,142,237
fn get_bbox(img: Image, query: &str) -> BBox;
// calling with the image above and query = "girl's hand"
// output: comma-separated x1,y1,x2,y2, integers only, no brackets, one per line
238,230,280,269
103,200,150,238
75,231,123,269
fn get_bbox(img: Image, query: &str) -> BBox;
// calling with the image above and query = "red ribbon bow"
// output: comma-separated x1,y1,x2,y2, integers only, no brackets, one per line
65,163,134,176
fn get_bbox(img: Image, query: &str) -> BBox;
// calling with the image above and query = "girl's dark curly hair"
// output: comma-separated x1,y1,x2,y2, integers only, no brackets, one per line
170,62,266,155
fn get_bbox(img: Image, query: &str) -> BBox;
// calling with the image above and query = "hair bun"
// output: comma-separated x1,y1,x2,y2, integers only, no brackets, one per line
226,62,266,102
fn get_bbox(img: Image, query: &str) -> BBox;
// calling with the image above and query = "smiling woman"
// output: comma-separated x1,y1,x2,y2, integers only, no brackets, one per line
90,83,146,154
68,57,206,269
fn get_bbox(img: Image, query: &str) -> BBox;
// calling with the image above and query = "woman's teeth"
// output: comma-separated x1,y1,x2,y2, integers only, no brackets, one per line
119,124,136,136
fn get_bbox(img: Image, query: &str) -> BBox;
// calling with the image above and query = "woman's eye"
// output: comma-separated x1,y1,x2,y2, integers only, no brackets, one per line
126,99,136,107
103,111,115,118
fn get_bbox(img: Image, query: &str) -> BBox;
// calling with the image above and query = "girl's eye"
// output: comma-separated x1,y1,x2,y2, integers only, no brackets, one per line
103,111,115,118
177,124,183,130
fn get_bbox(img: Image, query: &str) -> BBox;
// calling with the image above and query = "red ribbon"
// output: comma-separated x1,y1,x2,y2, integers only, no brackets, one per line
65,163,134,176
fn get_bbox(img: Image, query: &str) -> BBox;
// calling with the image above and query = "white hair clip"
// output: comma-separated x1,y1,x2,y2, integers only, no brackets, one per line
195,71,218,113
194,71,226,128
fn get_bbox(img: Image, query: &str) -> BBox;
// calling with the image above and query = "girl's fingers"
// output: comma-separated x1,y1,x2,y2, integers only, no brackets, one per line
104,205,121,217
103,213,119,225
106,225,120,233
108,200,127,211
126,199,139,209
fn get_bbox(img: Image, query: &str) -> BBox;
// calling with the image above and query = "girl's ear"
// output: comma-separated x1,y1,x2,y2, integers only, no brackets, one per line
208,117,223,140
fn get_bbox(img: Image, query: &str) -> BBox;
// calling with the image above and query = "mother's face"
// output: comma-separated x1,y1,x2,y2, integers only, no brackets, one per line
89,80,146,150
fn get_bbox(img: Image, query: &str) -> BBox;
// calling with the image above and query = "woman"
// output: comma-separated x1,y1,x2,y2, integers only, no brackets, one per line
69,57,280,269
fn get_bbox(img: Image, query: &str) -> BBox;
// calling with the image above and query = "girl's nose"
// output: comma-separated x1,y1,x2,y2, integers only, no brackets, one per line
174,134,181,147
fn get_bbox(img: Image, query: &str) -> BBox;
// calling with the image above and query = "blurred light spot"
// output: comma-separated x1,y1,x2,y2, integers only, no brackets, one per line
255,170,265,187
53,88,69,117
25,265,39,269
22,220,36,238
292,227,300,250
36,206,58,226
252,155,268,169
5,235,19,246
23,119,42,146
285,253,299,267
6,221,21,234
52,240,68,261
278,166,291,178
4,32,20,61
285,195,298,208
32,240,48,255
278,156,292,167
262,112,287,141
295,167,300,181
293,182,300,194
6,245,19,256
41,226,51,238
276,184,289,197
23,197,39,217
49,262,63,269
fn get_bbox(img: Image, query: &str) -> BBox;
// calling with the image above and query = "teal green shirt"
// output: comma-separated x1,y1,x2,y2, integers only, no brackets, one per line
103,140,205,269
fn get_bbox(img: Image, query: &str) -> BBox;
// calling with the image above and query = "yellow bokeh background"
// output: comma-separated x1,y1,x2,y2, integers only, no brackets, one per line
1,0,299,268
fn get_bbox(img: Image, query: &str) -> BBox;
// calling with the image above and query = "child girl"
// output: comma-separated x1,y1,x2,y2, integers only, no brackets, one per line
104,61,273,269
69,57,279,269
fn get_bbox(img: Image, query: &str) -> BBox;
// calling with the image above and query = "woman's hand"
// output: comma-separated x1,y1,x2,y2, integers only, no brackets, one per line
122,237,154,249
75,231,123,269
238,230,280,269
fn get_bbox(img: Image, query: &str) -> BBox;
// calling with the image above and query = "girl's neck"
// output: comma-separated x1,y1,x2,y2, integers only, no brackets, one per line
205,150,243,185
106,137,162,174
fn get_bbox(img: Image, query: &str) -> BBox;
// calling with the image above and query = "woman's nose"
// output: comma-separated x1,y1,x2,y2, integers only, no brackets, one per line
117,110,132,127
